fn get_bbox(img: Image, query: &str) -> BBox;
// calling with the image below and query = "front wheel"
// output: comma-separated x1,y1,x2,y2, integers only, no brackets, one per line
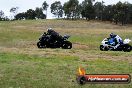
100,45,104,51
37,42,42,48
100,45,109,51
62,41,72,49
37,41,46,48
123,44,131,52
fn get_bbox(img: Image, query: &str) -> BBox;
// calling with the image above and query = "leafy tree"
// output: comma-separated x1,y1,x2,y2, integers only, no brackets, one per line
3,16,9,21
63,0,79,20
101,5,113,21
75,4,82,19
94,2,104,20
26,9,36,19
8,0,132,25
10,7,19,19
0,10,4,20
81,0,95,20
35,7,46,19
0,11,9,21
128,3,132,23
42,1,49,18
113,2,129,25
50,1,63,18
15,8,46,20
15,12,26,20
120,2,129,25
63,2,71,19
10,7,19,14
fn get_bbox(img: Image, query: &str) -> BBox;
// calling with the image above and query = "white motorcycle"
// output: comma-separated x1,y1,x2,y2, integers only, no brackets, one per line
100,38,131,52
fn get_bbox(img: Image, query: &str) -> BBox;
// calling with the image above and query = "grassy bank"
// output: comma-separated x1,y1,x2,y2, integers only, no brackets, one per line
0,20,132,88
0,52,131,88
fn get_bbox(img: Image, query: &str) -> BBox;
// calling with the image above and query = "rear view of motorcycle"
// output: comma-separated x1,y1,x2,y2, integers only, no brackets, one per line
37,31,72,49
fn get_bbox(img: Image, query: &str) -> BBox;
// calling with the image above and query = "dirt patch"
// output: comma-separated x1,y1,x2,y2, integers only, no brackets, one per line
73,43,90,50
0,46,131,63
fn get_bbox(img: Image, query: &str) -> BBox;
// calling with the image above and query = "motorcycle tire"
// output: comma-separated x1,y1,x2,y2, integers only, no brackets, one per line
123,44,131,52
37,42,46,48
100,45,109,51
100,45,104,51
37,42,42,48
62,41,72,49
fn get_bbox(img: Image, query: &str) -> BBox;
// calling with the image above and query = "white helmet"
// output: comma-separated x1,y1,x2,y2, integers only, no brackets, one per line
47,28,52,31
47,28,53,33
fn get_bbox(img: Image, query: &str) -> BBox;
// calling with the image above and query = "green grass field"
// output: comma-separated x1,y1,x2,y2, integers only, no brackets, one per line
0,20,132,88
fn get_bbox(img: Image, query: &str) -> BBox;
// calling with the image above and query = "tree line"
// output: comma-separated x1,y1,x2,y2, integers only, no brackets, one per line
0,0,132,25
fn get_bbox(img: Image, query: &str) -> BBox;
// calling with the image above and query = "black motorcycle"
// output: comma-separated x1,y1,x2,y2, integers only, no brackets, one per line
37,32,72,49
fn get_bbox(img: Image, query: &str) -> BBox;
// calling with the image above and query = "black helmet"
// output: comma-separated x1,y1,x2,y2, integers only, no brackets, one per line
110,33,116,38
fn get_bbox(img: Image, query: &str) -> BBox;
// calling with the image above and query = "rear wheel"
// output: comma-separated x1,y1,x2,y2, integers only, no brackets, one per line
123,44,131,52
62,41,72,49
